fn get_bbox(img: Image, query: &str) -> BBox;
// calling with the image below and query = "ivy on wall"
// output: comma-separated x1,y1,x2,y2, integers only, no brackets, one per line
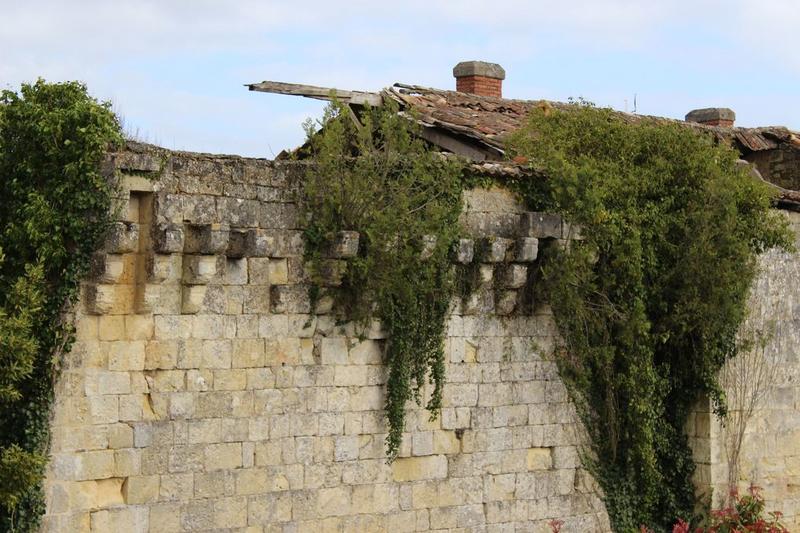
506,101,792,531
0,80,122,531
301,100,465,459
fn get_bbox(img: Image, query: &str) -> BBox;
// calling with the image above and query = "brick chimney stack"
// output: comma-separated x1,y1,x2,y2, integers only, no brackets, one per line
685,107,736,128
453,61,505,98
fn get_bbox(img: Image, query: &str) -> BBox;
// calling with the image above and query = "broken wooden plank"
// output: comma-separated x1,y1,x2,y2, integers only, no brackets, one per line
247,81,382,106
417,126,498,162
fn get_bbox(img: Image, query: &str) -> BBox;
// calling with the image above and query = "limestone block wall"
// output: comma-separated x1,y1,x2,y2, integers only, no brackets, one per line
690,211,800,529
41,143,610,532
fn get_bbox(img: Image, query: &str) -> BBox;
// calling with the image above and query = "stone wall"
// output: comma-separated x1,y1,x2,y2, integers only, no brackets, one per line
689,210,800,530
41,143,610,532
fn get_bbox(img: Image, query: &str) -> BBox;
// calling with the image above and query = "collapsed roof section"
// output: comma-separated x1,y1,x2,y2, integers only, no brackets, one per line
246,80,800,211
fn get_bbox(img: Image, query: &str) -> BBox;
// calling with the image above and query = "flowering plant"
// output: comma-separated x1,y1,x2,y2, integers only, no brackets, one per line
670,486,788,533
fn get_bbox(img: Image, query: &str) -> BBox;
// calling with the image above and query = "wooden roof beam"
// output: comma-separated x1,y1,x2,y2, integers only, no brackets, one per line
247,81,382,106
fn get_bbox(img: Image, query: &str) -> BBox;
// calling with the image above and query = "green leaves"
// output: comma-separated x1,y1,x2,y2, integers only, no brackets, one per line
508,103,792,530
302,99,465,460
0,80,121,531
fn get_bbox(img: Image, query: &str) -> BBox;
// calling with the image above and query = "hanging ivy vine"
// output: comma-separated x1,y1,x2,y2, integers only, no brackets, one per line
506,101,792,531
0,80,122,531
301,99,466,460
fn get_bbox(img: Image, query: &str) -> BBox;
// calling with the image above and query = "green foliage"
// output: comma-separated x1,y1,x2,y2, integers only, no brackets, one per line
672,485,788,532
302,100,465,459
507,102,792,531
0,80,122,531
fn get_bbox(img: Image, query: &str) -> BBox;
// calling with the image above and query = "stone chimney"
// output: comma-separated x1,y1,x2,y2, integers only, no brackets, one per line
453,61,505,98
685,107,736,128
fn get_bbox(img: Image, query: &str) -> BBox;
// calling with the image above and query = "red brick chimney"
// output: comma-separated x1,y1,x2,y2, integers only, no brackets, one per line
685,107,736,128
453,61,505,98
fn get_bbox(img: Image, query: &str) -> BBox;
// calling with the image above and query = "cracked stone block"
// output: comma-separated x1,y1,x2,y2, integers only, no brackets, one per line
105,221,139,253
520,212,562,239
153,223,184,253
514,237,539,262
326,231,359,258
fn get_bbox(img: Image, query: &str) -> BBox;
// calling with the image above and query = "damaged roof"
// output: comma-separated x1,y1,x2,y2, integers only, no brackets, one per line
247,80,800,210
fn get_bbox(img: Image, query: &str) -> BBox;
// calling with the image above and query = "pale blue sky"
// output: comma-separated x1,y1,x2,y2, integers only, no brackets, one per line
3,0,798,157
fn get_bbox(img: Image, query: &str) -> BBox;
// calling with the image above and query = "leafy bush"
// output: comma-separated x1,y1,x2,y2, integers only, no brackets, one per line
301,99,465,459
507,101,792,531
671,485,788,533
0,80,122,531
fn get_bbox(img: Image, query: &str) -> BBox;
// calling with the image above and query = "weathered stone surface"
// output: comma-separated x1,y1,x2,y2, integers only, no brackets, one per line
514,237,539,262
326,231,359,258
153,223,184,253
49,145,625,533
453,238,474,264
184,224,229,254
519,212,562,239
105,222,140,253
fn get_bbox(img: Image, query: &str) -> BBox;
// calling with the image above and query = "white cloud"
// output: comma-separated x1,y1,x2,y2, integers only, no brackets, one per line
1,0,797,156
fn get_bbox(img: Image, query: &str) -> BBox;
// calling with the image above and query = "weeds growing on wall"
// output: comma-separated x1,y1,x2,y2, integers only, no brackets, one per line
0,80,122,531
301,100,465,460
507,101,792,531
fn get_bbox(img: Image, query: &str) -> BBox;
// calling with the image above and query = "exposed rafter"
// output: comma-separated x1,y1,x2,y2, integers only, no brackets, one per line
246,81,382,107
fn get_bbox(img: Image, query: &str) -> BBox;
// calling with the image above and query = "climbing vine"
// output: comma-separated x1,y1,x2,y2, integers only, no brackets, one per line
0,80,122,531
507,101,792,531
301,100,465,459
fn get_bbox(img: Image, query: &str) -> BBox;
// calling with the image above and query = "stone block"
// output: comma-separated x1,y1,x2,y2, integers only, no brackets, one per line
220,197,260,227
105,221,140,253
184,224,229,254
122,475,159,504
99,316,126,341
182,255,219,284
213,496,248,529
90,254,126,284
318,259,346,286
204,443,242,470
334,436,359,461
269,258,289,284
501,264,528,289
90,506,148,533
182,195,217,225
271,285,311,313
527,447,553,470
453,238,475,264
515,237,539,262
325,230,359,258
226,229,248,258
495,290,519,315
153,223,184,253
85,284,132,315
391,455,448,481
245,229,277,257
520,212,562,239
108,341,146,371
149,504,182,530
481,237,513,262
412,432,434,456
